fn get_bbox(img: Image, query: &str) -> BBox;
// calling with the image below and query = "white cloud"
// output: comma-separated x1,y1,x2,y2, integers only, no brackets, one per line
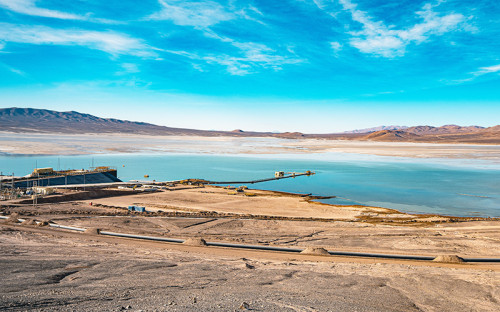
0,61,26,76
330,41,342,51
118,63,140,75
330,41,342,53
0,0,83,19
338,0,470,57
474,64,500,75
148,1,302,75
0,23,157,58
167,42,303,76
311,0,340,18
0,0,119,24
204,47,302,76
148,0,235,27
446,64,500,84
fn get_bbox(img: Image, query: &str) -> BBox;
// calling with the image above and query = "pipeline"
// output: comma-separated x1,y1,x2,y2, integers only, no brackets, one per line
1,216,499,263
179,171,315,185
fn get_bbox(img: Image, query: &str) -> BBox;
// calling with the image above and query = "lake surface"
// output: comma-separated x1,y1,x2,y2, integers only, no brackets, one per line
1,153,499,217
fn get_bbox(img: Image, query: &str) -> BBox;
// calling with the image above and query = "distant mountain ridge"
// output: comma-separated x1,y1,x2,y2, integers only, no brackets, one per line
0,107,498,144
345,125,485,134
358,125,499,144
0,107,306,138
344,125,408,133
0,107,248,136
405,125,485,134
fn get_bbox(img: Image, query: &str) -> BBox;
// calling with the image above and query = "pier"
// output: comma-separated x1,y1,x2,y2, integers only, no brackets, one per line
176,171,315,186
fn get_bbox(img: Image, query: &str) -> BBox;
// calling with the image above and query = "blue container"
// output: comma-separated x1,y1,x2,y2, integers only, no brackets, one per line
128,206,135,211
135,206,146,212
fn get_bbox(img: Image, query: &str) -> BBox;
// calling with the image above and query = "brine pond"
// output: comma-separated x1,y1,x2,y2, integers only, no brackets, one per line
1,153,499,217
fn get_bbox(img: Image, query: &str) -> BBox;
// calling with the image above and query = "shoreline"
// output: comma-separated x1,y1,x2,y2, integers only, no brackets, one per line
2,185,500,258
219,186,500,223
6,184,496,223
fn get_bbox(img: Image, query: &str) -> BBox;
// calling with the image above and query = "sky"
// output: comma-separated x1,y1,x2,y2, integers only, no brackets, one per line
0,0,499,133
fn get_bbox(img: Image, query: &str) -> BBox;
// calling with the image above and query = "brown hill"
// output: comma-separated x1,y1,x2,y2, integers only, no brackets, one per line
362,130,419,141
405,125,484,135
0,107,260,137
360,127,499,144
0,107,498,144
0,108,317,140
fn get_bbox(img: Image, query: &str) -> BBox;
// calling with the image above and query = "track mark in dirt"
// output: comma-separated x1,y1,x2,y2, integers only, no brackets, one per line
258,271,298,286
182,218,218,229
269,301,317,312
47,270,79,284
277,231,326,245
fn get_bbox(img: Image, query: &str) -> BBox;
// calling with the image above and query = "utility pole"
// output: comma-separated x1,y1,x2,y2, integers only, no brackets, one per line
11,173,14,200
32,179,38,208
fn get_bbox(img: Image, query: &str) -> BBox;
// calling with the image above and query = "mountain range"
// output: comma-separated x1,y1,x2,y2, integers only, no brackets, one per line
344,125,409,133
0,107,498,144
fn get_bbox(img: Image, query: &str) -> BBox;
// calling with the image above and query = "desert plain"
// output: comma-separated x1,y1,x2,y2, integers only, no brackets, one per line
1,133,500,311
1,182,500,311
1,132,500,161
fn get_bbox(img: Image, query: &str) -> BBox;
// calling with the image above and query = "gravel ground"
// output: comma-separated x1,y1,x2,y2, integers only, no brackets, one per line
1,226,499,312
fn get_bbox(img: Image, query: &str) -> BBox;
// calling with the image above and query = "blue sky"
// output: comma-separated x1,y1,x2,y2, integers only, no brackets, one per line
0,0,499,132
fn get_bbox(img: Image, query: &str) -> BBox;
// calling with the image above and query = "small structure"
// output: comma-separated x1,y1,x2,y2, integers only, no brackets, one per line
275,171,285,178
32,168,54,176
128,205,146,212
33,187,54,195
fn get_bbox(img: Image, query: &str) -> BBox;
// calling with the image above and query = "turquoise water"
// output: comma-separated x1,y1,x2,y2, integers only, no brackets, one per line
1,153,499,217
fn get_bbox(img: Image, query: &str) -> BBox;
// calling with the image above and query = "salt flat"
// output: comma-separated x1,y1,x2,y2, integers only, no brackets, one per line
1,132,500,161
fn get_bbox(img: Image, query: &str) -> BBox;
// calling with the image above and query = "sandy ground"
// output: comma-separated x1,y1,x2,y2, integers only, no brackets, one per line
1,186,500,311
80,186,406,221
1,222,499,312
3,187,499,257
1,132,500,160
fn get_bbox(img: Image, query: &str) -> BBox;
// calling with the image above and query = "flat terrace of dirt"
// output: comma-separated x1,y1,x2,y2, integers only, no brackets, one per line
1,185,500,311
1,222,499,312
63,185,457,223
1,186,499,258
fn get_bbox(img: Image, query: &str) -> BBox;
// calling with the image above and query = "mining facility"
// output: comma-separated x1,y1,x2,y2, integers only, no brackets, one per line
0,166,121,200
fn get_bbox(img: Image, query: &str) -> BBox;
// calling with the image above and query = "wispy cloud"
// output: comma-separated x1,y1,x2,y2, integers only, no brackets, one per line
0,0,118,24
0,61,26,76
168,42,303,76
337,0,471,57
330,41,342,56
0,23,158,58
147,0,302,75
148,0,235,27
117,63,140,75
473,64,500,75
0,0,82,20
452,64,500,84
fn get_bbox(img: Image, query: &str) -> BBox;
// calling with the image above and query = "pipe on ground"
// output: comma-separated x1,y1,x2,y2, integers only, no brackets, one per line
1,216,499,263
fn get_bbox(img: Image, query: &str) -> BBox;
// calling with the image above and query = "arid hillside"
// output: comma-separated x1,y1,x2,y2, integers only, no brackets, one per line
361,125,500,144
1,107,498,144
